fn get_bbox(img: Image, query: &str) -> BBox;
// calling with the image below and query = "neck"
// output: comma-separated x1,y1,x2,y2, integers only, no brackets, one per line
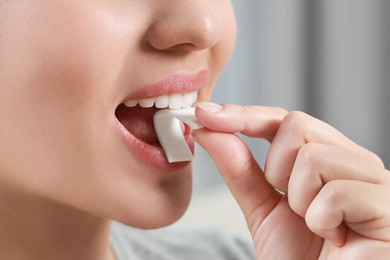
0,185,115,260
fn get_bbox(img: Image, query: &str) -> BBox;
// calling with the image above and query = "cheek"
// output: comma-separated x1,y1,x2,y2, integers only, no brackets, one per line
0,1,194,227
0,1,143,163
0,3,116,174
201,2,237,102
216,2,237,70
0,3,121,205
1,1,142,104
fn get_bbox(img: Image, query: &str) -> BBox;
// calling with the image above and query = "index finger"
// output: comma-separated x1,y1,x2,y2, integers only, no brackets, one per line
195,102,287,140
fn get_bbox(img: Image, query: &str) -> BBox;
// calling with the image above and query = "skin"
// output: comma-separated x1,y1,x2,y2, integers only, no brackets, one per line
0,1,236,260
193,103,390,259
2,1,389,259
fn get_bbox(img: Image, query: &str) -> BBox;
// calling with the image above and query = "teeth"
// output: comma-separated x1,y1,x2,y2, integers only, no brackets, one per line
124,91,198,109
155,95,169,108
182,91,197,107
139,98,155,108
124,99,138,108
168,93,182,109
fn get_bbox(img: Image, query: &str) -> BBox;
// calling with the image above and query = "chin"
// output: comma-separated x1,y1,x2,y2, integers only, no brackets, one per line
100,177,193,230
142,207,189,230
112,197,191,230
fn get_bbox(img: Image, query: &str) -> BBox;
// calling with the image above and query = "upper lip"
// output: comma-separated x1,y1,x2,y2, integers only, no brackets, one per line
122,69,209,102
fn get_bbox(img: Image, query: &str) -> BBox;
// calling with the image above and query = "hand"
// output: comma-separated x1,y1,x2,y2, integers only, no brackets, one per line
193,103,390,259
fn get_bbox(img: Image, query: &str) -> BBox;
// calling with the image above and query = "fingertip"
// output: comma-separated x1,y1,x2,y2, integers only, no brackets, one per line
327,225,348,248
195,103,245,133
194,102,231,131
306,213,348,248
195,102,224,113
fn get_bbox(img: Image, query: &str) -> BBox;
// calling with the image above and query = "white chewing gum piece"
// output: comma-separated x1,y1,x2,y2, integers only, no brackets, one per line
153,107,203,163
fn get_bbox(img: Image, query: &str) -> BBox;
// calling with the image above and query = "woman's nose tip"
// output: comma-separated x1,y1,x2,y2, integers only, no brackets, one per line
145,8,223,52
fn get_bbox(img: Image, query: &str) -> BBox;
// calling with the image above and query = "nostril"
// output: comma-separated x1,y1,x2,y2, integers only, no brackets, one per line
144,11,223,52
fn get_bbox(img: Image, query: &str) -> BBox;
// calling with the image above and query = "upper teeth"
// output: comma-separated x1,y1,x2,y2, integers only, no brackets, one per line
124,91,198,110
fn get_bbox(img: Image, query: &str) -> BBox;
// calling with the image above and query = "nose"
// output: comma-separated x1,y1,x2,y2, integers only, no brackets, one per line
145,1,224,52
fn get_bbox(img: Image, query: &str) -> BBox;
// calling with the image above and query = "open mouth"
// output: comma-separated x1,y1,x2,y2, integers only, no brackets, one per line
115,91,198,147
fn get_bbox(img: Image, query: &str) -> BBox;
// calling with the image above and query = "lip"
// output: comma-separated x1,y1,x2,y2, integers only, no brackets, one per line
116,118,195,173
123,69,209,101
115,69,208,173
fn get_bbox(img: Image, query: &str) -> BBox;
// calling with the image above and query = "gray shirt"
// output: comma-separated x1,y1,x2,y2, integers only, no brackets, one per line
110,222,256,260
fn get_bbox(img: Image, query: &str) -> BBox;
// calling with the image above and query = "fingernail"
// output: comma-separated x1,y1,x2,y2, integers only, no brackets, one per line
196,102,223,113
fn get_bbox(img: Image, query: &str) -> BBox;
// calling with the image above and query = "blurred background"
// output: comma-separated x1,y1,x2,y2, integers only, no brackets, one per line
173,0,390,241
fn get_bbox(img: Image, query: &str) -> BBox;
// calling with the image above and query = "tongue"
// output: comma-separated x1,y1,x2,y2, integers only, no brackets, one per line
115,105,160,146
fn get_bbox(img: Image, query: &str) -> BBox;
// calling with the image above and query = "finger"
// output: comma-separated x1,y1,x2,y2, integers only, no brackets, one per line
264,111,384,192
305,180,390,246
192,128,281,233
288,143,390,218
195,102,287,140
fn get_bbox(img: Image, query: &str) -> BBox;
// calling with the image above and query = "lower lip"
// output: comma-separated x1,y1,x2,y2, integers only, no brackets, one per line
115,119,194,173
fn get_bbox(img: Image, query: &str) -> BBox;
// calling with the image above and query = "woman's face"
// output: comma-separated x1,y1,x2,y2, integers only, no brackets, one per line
0,1,236,227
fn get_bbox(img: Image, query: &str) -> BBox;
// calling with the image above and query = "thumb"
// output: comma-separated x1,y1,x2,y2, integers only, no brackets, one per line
193,128,281,233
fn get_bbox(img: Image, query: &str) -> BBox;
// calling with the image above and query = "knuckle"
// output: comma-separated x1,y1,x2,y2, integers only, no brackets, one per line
272,106,289,118
240,156,257,176
294,143,323,179
320,181,344,206
263,163,289,192
228,150,258,181
297,143,321,165
283,111,307,124
288,192,305,217
305,182,344,231
288,144,323,217
369,152,385,168
280,111,307,136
